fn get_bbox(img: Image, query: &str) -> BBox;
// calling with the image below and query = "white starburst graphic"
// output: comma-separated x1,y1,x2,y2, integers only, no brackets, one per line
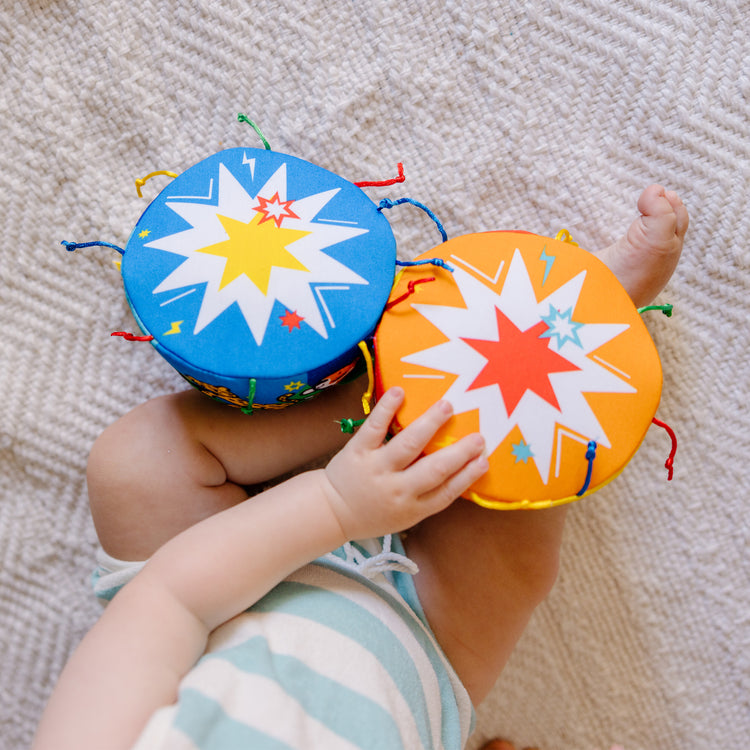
146,162,369,345
402,249,635,483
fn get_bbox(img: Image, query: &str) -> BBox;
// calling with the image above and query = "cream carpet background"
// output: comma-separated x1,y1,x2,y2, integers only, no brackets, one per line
1,1,748,748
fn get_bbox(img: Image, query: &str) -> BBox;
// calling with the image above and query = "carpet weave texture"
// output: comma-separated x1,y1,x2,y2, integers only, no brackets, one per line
1,2,748,749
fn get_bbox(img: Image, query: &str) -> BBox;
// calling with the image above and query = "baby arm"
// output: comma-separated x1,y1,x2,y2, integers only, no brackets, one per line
33,387,487,750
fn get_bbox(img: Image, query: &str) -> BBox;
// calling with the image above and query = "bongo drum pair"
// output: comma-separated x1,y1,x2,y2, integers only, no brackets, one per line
75,143,666,508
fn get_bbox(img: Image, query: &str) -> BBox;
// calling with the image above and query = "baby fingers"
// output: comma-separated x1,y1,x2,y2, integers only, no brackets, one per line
351,387,405,449
384,398,456,469
406,433,488,506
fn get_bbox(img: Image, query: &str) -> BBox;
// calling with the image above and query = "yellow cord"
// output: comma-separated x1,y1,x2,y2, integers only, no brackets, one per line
554,229,578,245
357,340,374,415
135,171,179,198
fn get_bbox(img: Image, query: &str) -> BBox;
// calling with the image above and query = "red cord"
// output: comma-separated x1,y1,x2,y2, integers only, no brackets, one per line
385,277,435,311
354,162,405,188
652,417,677,480
111,331,154,342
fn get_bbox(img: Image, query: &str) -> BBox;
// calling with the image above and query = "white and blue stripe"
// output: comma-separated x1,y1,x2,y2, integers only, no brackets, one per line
106,537,474,750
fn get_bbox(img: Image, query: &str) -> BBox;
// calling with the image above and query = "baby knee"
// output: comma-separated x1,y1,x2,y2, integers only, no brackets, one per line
87,396,172,494
87,393,221,507
86,393,235,558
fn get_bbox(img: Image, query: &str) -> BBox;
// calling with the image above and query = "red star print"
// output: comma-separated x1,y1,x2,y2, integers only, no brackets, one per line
279,309,304,331
462,307,580,415
253,192,300,228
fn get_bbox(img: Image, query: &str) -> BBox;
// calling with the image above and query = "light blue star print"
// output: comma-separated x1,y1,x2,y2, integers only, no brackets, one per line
539,305,584,349
512,440,534,463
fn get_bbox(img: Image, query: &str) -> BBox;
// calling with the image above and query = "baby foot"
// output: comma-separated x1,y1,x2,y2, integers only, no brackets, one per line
594,185,688,308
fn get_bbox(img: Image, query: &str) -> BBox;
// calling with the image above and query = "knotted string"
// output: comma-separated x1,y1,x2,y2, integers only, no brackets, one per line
377,197,448,243
135,170,178,198
111,331,153,342
652,417,677,480
237,113,271,150
395,257,454,272
354,162,405,188
638,304,673,317
62,240,124,255
358,340,374,415
576,440,598,496
240,379,257,415
338,535,419,579
385,277,436,310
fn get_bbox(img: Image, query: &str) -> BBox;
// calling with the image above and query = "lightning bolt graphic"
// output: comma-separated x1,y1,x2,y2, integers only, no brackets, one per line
242,151,256,180
539,245,556,285
164,321,183,336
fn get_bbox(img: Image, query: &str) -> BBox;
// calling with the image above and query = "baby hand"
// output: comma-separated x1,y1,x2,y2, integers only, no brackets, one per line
322,387,488,540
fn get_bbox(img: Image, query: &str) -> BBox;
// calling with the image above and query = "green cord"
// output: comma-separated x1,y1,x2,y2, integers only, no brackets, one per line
237,114,271,150
240,378,257,415
339,418,366,434
637,304,673,317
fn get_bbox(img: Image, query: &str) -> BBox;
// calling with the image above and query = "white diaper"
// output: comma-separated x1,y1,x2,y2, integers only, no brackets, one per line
91,548,146,602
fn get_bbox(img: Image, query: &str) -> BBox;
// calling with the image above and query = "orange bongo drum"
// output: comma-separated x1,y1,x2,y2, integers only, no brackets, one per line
374,231,663,509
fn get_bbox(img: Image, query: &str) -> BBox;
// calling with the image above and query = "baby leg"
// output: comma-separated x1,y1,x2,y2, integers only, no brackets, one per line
87,377,365,560
406,186,688,705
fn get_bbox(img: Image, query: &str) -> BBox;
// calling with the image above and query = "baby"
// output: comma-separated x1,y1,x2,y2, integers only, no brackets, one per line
33,185,687,750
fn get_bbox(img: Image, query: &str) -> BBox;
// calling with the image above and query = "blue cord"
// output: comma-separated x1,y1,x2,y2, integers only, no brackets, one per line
62,240,125,255
576,440,598,496
377,197,448,243
395,258,454,273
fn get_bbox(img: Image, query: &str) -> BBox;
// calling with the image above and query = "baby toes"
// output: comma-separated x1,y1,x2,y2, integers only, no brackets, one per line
664,189,689,239
637,184,674,218
594,185,688,307
628,184,687,257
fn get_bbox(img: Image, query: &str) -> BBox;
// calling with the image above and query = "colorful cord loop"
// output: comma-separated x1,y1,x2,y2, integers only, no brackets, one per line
385,277,436,310
576,440,598,496
554,229,579,246
358,340,375,415
111,331,154,342
339,418,366,434
62,240,125,255
354,163,405,188
638,304,673,317
135,171,178,198
652,417,677,480
240,379,257,415
237,114,271,150
395,258,454,273
376,198,448,243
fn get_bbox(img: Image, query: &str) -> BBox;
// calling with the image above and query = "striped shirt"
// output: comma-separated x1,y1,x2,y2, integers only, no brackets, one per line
96,536,475,750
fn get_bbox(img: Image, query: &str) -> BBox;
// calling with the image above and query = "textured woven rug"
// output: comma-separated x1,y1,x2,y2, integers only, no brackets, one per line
2,2,748,748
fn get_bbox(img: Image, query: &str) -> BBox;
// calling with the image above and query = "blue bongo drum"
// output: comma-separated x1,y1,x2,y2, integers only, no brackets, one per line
120,148,396,409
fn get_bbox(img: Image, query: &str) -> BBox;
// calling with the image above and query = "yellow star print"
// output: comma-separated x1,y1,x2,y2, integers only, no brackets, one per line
197,213,311,294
